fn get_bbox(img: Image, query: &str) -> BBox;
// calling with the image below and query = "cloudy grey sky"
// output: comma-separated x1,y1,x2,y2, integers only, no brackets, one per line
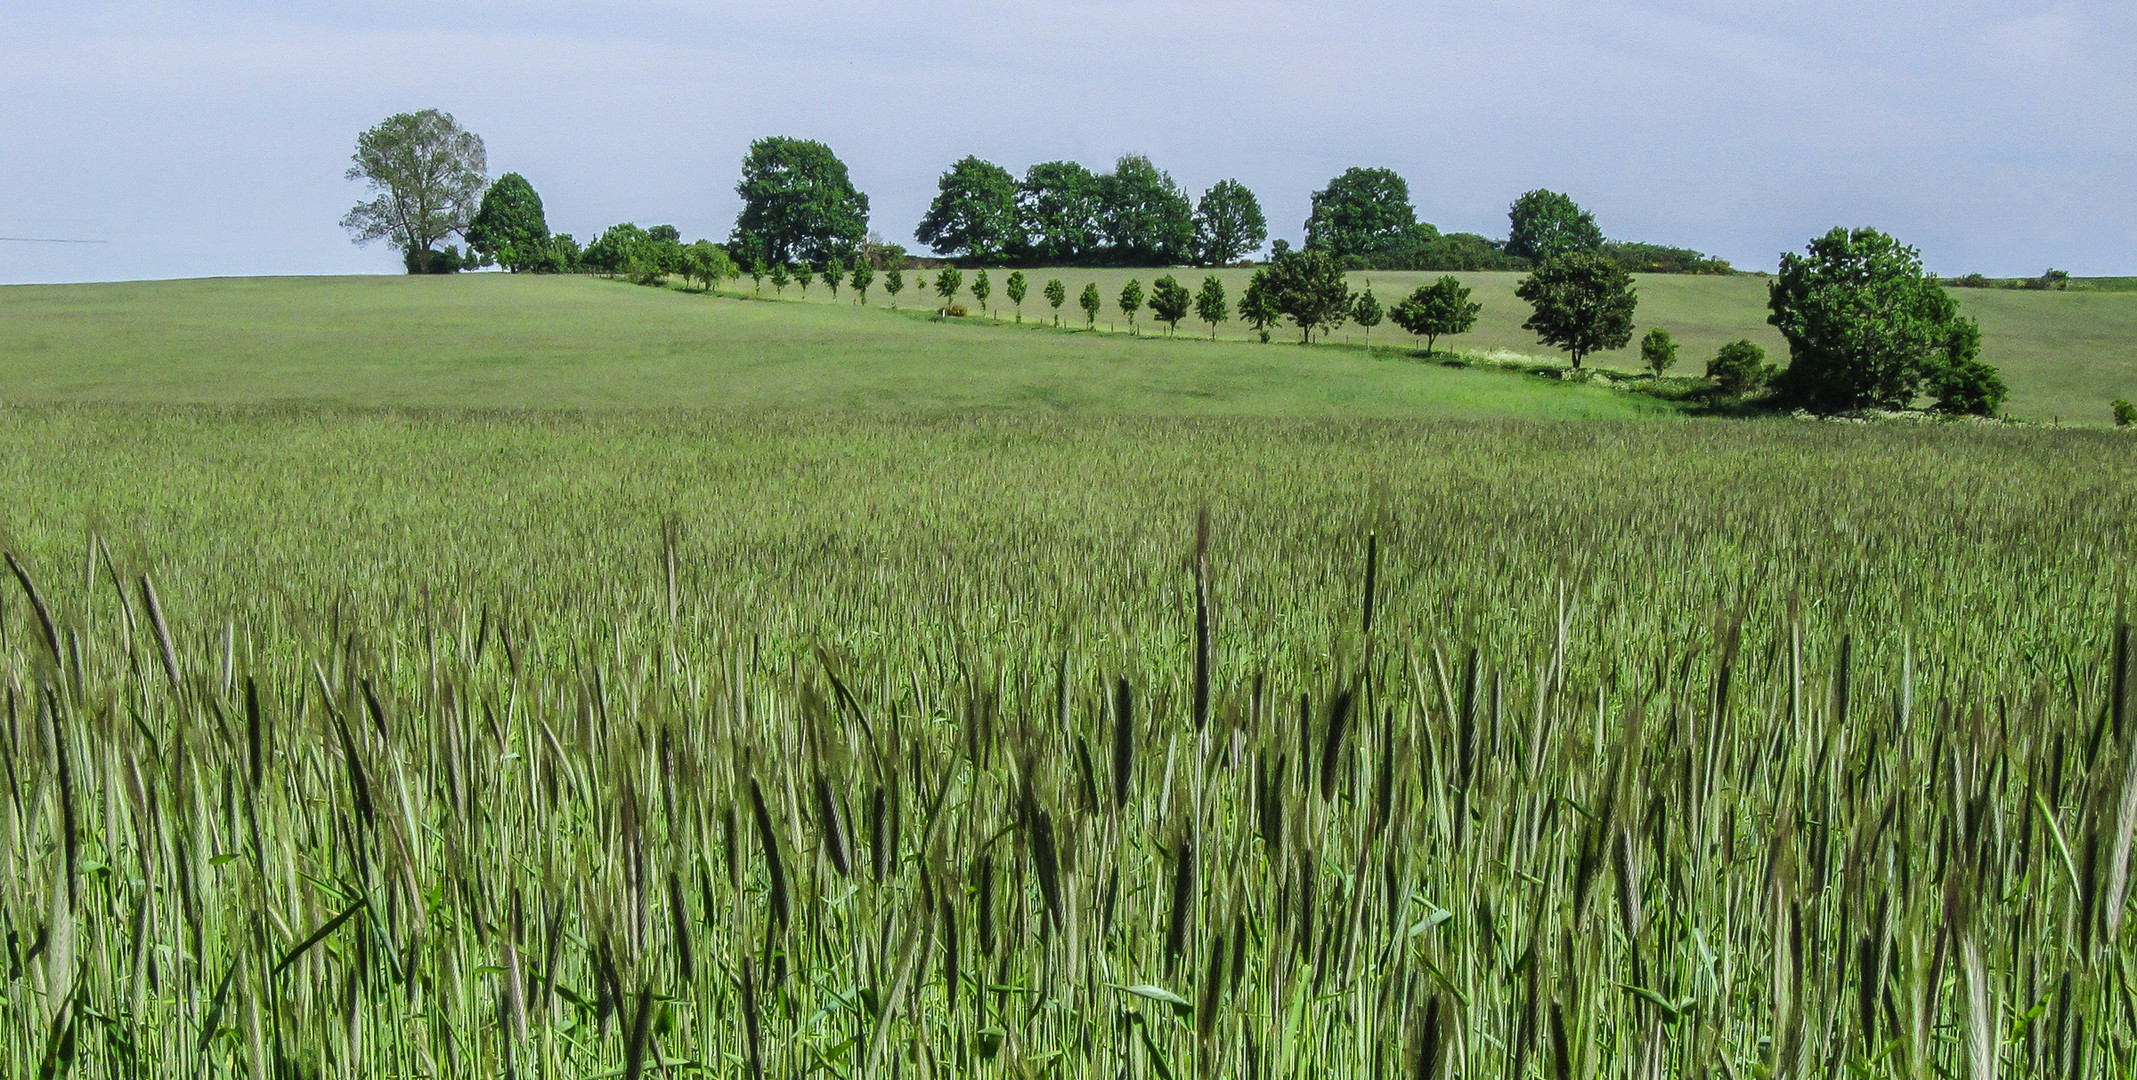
1,1,2131,284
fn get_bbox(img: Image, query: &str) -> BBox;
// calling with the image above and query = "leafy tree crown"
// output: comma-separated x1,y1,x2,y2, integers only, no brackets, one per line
1194,180,1268,266
916,156,1021,263
342,109,489,269
1514,252,1638,367
1303,168,1417,260
1506,190,1604,262
730,137,871,267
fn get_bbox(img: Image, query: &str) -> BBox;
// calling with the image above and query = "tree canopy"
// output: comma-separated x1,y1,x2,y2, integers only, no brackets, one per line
1303,167,1417,261
341,109,489,274
1018,162,1104,264
465,172,550,273
1768,227,2001,414
730,137,870,267
1506,190,1603,263
1098,156,1195,266
1515,252,1638,367
1193,180,1267,266
1261,247,1353,344
916,156,1021,263
1389,276,1482,355
1147,275,1192,336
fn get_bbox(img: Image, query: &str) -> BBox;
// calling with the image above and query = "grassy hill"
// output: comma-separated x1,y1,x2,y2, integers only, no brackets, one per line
2,270,2131,421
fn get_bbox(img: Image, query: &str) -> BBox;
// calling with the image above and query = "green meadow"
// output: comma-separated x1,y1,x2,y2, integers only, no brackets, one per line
0,271,2133,1078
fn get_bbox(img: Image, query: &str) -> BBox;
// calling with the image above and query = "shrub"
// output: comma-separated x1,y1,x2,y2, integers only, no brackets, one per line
2112,399,2135,426
1707,340,1775,395
1640,328,1679,376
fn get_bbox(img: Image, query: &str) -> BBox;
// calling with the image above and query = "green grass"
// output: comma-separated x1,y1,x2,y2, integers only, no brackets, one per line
0,274,1664,420
0,407,2134,1077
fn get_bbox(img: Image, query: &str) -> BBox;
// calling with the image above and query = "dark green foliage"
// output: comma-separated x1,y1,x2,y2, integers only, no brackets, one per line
465,172,551,273
850,263,874,304
681,241,737,291
1640,328,1679,376
795,266,814,297
1260,248,1352,345
769,262,789,296
1304,168,1417,261
1193,180,1267,267
1515,253,1638,368
1351,288,1383,346
1194,276,1228,339
1098,156,1195,266
1239,269,1281,343
536,233,582,274
648,225,681,245
1768,227,1997,412
1147,275,1191,336
916,156,1022,263
730,136,870,266
1118,279,1145,334
883,268,903,306
971,269,992,317
1707,339,1776,395
1924,325,2007,415
2114,399,2137,426
1044,278,1067,325
1018,162,1104,264
822,257,845,299
342,109,488,273
1005,271,1028,322
401,245,476,274
1388,276,1482,355
1603,241,1730,275
1078,282,1102,327
934,266,963,312
1350,228,1530,272
1506,190,1604,263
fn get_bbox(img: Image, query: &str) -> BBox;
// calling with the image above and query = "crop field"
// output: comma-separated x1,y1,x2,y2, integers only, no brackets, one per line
0,403,2134,1078
2,272,2134,422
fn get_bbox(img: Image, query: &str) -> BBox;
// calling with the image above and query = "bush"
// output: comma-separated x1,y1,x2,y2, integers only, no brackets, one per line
1925,354,2007,417
1602,241,1731,275
2113,399,2136,427
1707,340,1775,395
1640,328,1679,376
943,305,969,318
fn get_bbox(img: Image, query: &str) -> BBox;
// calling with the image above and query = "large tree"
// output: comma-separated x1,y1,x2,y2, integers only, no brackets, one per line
1389,276,1482,355
729,137,870,267
1768,227,1999,413
1193,179,1267,266
341,109,489,274
1506,190,1604,263
916,156,1021,263
465,172,549,272
1262,247,1353,344
1097,156,1195,266
1303,167,1416,261
1018,161,1103,264
1515,252,1638,368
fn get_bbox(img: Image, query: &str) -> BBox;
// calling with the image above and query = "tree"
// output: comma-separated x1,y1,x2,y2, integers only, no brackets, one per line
1768,227,1998,413
1045,278,1068,326
466,172,550,272
1194,276,1229,340
1019,162,1103,264
824,257,847,299
1351,288,1383,347
1261,247,1352,343
585,223,651,279
1506,190,1603,263
1098,156,1195,265
972,269,992,318
1389,276,1481,355
934,266,963,313
747,261,766,294
1118,279,1145,334
1923,319,2006,415
1148,275,1191,336
851,263,874,304
1515,252,1637,368
1303,168,1416,261
2114,399,2137,427
769,262,790,296
1079,282,1103,328
342,109,488,274
1640,328,1679,376
681,240,737,292
916,157,1021,263
729,137,870,267
796,266,814,298
1239,270,1281,343
884,268,904,307
1006,271,1028,323
1193,180,1267,266
1707,340,1776,395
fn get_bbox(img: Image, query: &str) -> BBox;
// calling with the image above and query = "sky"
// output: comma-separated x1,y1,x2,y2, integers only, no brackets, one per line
1,1,2131,284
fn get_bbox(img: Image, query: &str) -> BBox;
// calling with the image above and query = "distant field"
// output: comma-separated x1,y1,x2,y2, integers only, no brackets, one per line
0,274,1667,420
3,270,2130,422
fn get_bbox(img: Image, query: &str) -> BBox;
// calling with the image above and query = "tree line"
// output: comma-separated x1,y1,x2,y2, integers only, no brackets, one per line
341,110,2006,416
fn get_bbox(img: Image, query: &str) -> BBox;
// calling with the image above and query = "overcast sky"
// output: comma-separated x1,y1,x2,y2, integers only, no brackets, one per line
1,1,2131,284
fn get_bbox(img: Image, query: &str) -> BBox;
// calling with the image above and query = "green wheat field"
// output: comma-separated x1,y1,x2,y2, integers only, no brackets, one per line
0,274,2134,1078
